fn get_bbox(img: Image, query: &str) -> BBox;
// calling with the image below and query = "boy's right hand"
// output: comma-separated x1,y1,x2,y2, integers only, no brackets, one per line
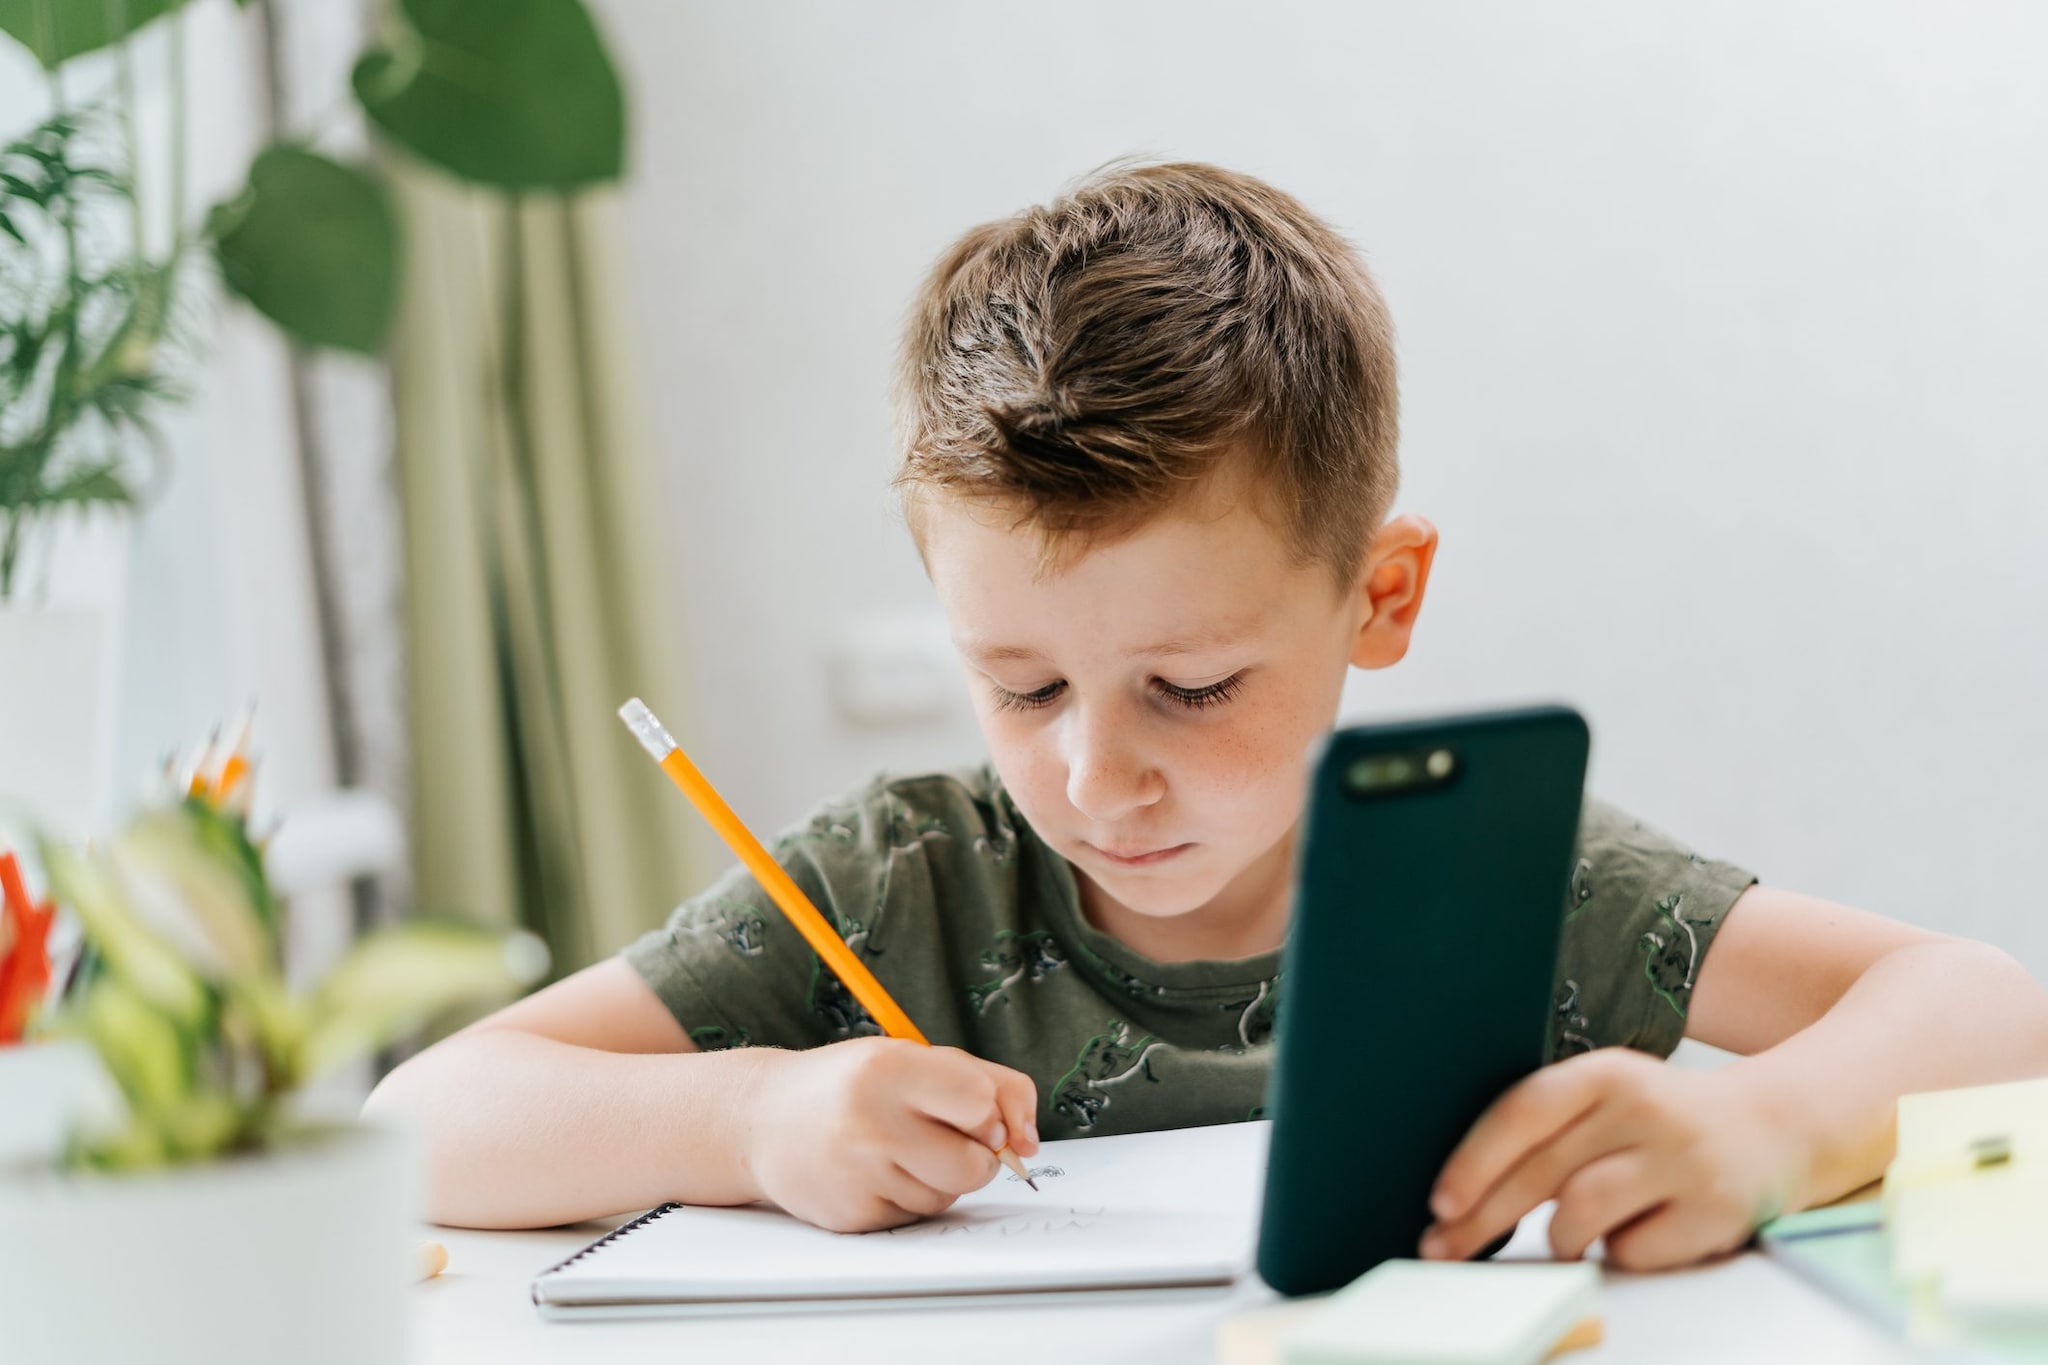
743,1037,1040,1233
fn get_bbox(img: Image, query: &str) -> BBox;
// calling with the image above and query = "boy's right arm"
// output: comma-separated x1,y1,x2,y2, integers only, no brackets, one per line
361,958,1038,1231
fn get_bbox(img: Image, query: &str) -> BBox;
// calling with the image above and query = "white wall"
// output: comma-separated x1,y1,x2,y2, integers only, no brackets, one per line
601,1,2048,972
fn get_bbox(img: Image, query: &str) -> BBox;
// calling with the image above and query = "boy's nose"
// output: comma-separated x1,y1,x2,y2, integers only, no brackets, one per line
1062,712,1165,823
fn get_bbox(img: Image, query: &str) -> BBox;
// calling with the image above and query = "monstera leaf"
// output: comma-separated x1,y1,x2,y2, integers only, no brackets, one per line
0,0,182,69
352,0,625,191
209,147,399,355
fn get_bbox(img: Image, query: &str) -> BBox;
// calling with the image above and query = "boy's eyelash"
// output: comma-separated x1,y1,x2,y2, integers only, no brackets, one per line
988,672,1249,714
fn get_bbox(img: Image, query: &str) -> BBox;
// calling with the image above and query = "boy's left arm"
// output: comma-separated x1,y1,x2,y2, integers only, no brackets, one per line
1420,885,2048,1270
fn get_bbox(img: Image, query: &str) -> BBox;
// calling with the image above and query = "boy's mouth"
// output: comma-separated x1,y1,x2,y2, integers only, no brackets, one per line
1088,842,1193,868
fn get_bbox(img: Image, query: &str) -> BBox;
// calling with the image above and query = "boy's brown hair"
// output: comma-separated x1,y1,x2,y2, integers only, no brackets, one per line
894,160,1399,584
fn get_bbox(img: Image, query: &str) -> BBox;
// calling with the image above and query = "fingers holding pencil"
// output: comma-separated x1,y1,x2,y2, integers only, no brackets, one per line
901,1045,1041,1173
617,697,1045,1197
747,1038,1038,1233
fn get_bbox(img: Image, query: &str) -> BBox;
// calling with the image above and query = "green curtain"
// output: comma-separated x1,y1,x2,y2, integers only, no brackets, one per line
390,169,698,976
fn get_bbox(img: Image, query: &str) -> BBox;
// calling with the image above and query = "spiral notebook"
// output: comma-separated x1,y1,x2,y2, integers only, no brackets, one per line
531,1119,1269,1319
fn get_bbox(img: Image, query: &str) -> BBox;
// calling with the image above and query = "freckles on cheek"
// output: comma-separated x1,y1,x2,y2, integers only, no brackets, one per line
1202,707,1312,792
983,721,1067,812
1164,721,1309,837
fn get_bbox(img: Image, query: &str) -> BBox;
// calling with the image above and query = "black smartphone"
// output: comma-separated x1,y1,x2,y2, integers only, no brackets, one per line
1255,704,1589,1296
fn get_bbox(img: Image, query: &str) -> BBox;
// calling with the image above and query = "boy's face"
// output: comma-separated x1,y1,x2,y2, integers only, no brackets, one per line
921,461,1436,955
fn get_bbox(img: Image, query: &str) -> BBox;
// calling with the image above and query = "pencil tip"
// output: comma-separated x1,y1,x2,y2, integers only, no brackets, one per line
1025,1175,1039,1191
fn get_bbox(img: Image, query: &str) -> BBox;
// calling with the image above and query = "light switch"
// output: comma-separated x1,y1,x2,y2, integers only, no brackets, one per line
824,611,961,727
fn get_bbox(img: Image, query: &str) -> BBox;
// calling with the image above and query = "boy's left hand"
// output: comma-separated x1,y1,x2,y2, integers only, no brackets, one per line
1418,1048,1808,1271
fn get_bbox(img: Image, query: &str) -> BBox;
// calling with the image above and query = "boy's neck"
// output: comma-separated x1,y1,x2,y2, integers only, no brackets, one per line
1074,829,1295,965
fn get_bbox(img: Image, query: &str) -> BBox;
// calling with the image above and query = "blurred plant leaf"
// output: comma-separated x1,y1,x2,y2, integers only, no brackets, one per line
75,975,192,1121
0,0,182,70
351,0,624,190
180,796,282,935
74,1114,167,1170
156,1090,243,1159
35,460,135,508
209,147,398,355
301,921,547,1077
0,112,128,215
114,806,272,982
72,259,177,391
228,971,306,1092
0,110,165,599
40,840,208,1028
42,787,540,1167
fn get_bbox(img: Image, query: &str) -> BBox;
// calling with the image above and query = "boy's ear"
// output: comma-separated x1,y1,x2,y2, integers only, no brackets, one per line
1350,514,1438,670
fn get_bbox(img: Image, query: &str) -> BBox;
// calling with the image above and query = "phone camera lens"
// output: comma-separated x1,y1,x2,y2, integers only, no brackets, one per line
1348,755,1416,791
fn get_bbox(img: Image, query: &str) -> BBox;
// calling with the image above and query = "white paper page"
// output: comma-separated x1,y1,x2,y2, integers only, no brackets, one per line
537,1119,1270,1305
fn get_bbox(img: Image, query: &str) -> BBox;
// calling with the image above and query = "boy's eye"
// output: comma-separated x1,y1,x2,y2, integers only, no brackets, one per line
988,680,1066,714
986,672,1248,714
1155,671,1248,710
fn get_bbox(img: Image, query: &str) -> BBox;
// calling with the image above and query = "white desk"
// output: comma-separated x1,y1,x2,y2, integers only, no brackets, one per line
414,1209,1913,1365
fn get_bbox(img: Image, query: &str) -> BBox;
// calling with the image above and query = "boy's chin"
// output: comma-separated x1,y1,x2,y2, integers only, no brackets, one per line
1080,865,1225,920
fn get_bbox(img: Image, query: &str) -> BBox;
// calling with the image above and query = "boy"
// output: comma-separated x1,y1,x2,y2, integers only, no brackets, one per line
366,162,2048,1270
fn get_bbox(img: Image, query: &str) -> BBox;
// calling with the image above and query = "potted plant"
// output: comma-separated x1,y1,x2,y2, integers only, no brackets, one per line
0,770,547,1364
0,110,171,840
0,0,627,843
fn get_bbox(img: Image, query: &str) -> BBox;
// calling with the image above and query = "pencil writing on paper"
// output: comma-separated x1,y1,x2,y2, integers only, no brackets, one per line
1008,1164,1064,1183
874,1206,1108,1238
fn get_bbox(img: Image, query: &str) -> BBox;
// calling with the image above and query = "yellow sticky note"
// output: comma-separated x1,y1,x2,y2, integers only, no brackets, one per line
1281,1260,1599,1365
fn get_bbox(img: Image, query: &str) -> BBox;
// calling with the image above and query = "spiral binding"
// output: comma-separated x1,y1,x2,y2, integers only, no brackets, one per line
531,1201,682,1300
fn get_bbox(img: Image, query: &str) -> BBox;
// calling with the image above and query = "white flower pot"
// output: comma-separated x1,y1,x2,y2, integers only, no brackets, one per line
0,1123,417,1365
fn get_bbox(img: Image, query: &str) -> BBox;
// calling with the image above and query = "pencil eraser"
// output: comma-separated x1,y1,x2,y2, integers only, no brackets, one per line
1283,1259,1599,1365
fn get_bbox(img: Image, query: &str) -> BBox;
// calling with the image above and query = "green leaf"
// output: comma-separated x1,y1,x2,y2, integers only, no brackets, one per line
229,972,307,1092
180,797,283,935
37,460,135,508
209,147,398,355
75,975,192,1119
74,1114,168,1170
70,1089,251,1169
351,0,625,190
70,260,178,400
156,1090,245,1159
0,0,183,70
114,806,274,982
40,840,210,1028
300,920,547,1077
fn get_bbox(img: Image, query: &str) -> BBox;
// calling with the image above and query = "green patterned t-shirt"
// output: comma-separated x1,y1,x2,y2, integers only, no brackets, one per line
622,764,1756,1142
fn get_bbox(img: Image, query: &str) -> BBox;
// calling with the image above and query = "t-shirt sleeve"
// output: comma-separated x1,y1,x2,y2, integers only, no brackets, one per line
1549,797,1758,1061
620,788,893,1053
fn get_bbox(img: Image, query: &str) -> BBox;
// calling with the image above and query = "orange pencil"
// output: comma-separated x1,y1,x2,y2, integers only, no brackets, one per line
619,697,1038,1191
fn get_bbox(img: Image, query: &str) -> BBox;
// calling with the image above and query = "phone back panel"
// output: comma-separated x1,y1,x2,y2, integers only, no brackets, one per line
1256,705,1589,1296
